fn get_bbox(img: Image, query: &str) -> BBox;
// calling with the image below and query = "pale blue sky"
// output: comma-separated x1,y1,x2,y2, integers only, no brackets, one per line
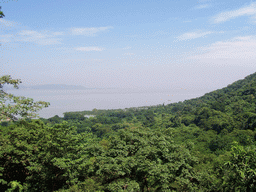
1,0,256,89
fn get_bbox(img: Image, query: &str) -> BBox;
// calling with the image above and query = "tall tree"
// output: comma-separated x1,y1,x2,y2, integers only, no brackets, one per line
0,8,49,122
0,75,50,122
0,6,5,47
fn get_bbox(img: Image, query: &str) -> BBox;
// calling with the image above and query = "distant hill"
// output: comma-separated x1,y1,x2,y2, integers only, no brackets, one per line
26,84,91,90
3,84,94,90
182,71,256,107
64,71,256,134
160,71,256,133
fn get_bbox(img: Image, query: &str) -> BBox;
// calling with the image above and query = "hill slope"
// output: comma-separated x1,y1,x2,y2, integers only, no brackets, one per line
59,72,256,136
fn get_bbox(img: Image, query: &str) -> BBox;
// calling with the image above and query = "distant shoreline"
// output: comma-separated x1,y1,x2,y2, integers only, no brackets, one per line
2,84,114,90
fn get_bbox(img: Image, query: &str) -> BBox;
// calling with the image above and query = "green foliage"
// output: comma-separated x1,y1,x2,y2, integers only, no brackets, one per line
221,142,256,191
4,181,23,192
106,178,140,192
89,127,200,191
63,112,85,121
48,115,63,124
0,119,95,191
194,107,234,133
56,178,104,192
0,6,4,18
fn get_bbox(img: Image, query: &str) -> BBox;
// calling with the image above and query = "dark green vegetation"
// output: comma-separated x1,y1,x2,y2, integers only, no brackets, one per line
0,7,4,19
1,72,256,191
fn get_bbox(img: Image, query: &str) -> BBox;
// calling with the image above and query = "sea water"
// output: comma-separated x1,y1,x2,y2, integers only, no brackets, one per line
5,88,211,119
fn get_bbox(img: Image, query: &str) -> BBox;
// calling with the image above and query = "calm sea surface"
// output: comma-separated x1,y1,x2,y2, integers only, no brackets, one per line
5,88,211,119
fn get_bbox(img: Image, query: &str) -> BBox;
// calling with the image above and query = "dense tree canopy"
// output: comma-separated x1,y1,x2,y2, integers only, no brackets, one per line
87,127,200,191
0,119,95,191
221,142,256,191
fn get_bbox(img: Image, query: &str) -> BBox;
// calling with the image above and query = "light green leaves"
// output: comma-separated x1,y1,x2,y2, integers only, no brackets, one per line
0,75,50,122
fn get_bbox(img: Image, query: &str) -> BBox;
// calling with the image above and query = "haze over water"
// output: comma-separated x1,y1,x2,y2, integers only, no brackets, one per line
6,88,212,119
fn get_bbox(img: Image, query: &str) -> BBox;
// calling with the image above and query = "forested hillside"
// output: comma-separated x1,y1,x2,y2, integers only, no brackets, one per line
1,72,256,191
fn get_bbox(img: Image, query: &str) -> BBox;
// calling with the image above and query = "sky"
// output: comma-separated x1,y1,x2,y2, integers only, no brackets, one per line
1,0,256,90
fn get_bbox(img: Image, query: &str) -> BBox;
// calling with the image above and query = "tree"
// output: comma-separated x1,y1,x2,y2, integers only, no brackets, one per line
0,6,5,47
0,6,4,18
63,112,85,121
88,127,200,191
221,142,256,191
0,119,95,191
0,75,50,122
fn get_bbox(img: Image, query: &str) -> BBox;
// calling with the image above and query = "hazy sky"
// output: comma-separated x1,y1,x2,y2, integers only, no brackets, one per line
1,0,256,90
